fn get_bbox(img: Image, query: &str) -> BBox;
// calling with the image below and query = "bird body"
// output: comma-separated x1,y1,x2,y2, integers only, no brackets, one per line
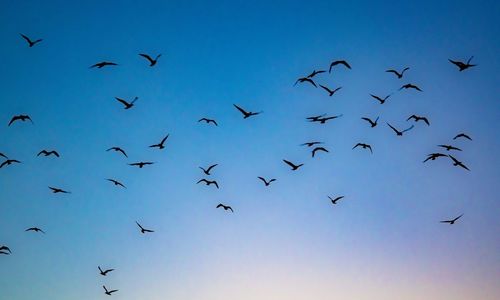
352,143,373,153
361,116,379,127
319,84,342,96
90,62,118,68
103,285,118,295
329,195,345,204
199,164,218,175
216,203,233,212
25,227,45,234
8,115,33,126
453,133,472,140
387,123,414,136
312,147,329,157
0,159,21,168
370,94,390,104
197,179,219,188
37,150,60,157
115,96,138,109
423,153,448,162
258,176,276,186
407,115,430,126
98,266,114,276
49,187,70,194
449,57,476,71
233,104,262,119
294,77,317,87
20,33,42,47
107,179,126,188
149,134,169,149
386,67,409,79
198,118,218,126
399,83,422,91
136,221,154,234
139,53,161,66
440,214,463,224
448,155,470,171
106,147,128,157
329,60,351,73
128,162,154,168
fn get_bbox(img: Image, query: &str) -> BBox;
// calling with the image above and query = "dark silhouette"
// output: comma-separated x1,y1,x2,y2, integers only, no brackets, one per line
449,155,470,171
20,33,42,47
440,214,463,224
312,147,329,157
387,123,414,136
301,141,323,147
407,115,430,126
103,285,118,296
196,179,219,188
149,134,169,149
0,153,7,159
329,195,344,204
199,164,218,175
307,70,326,78
258,176,276,186
8,115,33,126
399,83,422,92
139,53,162,66
106,147,128,158
453,133,472,141
294,77,317,87
115,96,138,110
352,143,373,153
216,204,233,212
438,144,462,151
361,116,379,128
128,162,154,168
98,266,114,276
0,245,11,254
198,118,218,126
283,159,303,171
370,94,390,104
90,62,118,68
233,104,262,119
25,227,45,234
136,221,154,234
423,153,448,162
107,179,126,188
386,67,409,79
319,85,342,96
0,159,21,168
449,57,476,71
37,150,60,157
306,114,326,122
49,187,71,194
329,60,351,73
309,114,343,124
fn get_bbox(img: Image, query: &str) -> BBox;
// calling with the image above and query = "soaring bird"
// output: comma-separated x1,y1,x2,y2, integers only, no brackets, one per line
407,115,430,126
440,214,463,224
139,53,162,66
103,285,118,296
309,114,343,124
196,179,219,188
312,147,329,157
233,104,262,119
0,245,11,254
301,141,323,147
449,56,476,71
199,164,218,175
20,33,42,47
352,143,373,153
448,155,470,171
370,94,390,104
423,153,448,162
399,83,422,92
98,266,114,276
361,116,379,128
136,221,154,234
306,114,326,122
387,123,414,136
107,179,126,188
128,162,154,168
25,227,45,234
216,204,234,212
328,195,344,204
198,118,218,126
329,60,351,73
283,159,303,171
49,187,70,194
294,77,317,87
306,70,326,78
385,67,409,79
258,176,276,186
106,147,128,158
453,133,472,141
0,159,21,168
90,61,118,68
319,85,342,96
115,96,138,109
8,115,33,126
438,144,462,151
149,134,169,149
37,150,60,157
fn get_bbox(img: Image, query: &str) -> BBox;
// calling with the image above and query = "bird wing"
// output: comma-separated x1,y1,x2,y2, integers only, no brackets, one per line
387,123,399,133
233,104,248,115
319,84,331,93
385,69,399,76
402,125,415,133
115,97,129,106
139,53,154,63
160,134,170,144
206,164,217,172
283,159,295,168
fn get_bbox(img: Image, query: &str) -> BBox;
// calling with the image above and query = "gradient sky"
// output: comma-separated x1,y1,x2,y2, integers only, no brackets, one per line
1,0,499,299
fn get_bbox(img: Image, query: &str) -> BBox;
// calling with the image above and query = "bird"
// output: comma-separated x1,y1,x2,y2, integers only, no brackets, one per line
294,77,317,87
196,179,219,188
199,164,218,175
306,70,326,78
216,204,233,212
453,133,472,141
440,214,463,224
149,134,169,150
49,187,70,194
329,60,351,73
258,176,276,186
0,159,21,168
0,152,7,159
0,246,11,254
328,195,344,204
90,61,118,68
37,150,60,157
136,221,154,234
387,123,414,136
20,33,42,47
198,118,218,126
449,56,476,71
115,96,138,109
306,114,326,122
25,227,45,234
107,179,126,188
318,84,342,97
352,143,373,153
423,153,448,162
309,114,343,124
128,162,154,168
301,141,323,147
448,155,470,171
438,144,462,151
370,94,390,104
106,147,128,158
312,147,329,157
361,116,379,128
233,104,262,119
407,115,430,126
385,67,409,79
8,114,33,126
283,159,303,171
98,266,114,276
103,285,118,296
399,83,422,91
139,53,162,66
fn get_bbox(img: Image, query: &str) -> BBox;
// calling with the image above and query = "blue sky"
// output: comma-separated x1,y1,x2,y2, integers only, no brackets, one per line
1,0,499,299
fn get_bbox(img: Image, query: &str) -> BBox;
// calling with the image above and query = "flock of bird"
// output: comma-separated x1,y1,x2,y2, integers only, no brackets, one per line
1,33,478,296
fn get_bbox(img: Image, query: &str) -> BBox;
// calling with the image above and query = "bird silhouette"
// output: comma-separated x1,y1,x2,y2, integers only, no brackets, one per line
438,144,462,151
25,227,45,234
139,53,162,66
196,179,219,188
309,114,343,124
312,147,329,157
407,115,430,126
448,155,470,171
216,204,233,212
103,285,118,296
98,266,114,276
352,143,373,153
0,159,21,168
20,33,42,47
300,141,323,147
449,56,476,71
294,77,317,87
440,214,463,224
198,118,218,126
199,164,218,175
306,70,326,78
149,134,169,149
106,147,128,158
399,83,422,92
0,246,11,254
49,187,70,194
370,94,390,104
233,104,262,118
329,195,344,204
37,150,60,157
453,133,472,141
258,176,276,186
319,85,342,96
329,60,351,73
107,179,126,188
423,153,448,162
387,123,414,136
115,96,138,109
8,115,33,126
385,67,409,79
128,162,154,168
306,114,326,122
136,221,154,234
90,61,118,68
283,159,303,171
361,116,379,127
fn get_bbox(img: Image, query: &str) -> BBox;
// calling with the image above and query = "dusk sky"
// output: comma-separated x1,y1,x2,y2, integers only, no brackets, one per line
1,0,499,299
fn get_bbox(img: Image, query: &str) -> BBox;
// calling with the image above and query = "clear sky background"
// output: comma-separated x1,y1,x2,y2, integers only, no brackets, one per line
1,0,499,299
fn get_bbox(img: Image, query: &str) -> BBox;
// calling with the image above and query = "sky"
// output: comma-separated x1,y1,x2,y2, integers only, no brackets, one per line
0,0,499,299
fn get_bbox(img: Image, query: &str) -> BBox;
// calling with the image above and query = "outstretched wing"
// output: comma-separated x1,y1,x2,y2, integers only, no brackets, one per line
233,104,248,115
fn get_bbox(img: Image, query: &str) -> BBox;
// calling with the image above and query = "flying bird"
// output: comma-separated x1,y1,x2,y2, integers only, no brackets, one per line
216,204,234,212
107,179,126,188
306,70,326,78
199,164,218,175
387,123,414,136
328,195,344,204
352,143,373,153
407,115,430,126
329,60,351,73
198,118,218,126
448,155,470,171
370,94,390,104
25,227,45,234
139,53,162,66
309,114,343,124
294,77,317,87
300,141,323,147
0,159,21,168
106,147,128,158
49,187,70,194
449,56,476,71
37,150,60,157
361,116,379,128
385,67,409,79
319,85,342,97
440,214,463,224
399,83,422,92
20,33,42,47
306,114,326,122
128,162,154,168
98,266,114,276
196,179,219,188
149,134,169,150
0,246,11,254
438,144,462,151
453,133,472,141
258,176,276,186
136,221,154,234
283,159,303,171
8,115,33,126
233,104,262,119
423,153,448,162
115,96,138,109
103,285,118,296
90,61,118,68
312,147,329,157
